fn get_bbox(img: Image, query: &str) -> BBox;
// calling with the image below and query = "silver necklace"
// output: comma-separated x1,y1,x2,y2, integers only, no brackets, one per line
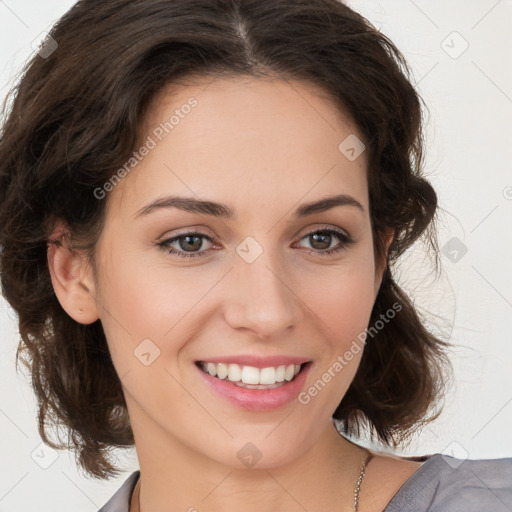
354,451,373,511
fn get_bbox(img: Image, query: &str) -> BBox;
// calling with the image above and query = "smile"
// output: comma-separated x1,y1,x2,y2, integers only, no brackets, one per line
196,361,304,388
195,360,312,411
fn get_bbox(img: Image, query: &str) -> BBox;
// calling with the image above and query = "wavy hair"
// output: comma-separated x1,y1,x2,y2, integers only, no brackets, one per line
0,0,452,478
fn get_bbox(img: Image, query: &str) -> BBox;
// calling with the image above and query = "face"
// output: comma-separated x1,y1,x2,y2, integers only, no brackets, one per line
58,76,393,470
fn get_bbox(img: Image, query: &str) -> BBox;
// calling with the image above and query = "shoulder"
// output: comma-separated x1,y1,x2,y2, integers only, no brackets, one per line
382,454,512,512
97,470,140,512
360,451,429,511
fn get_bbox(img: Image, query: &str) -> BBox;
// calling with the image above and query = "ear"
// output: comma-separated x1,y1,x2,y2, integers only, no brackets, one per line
374,226,395,297
47,220,100,325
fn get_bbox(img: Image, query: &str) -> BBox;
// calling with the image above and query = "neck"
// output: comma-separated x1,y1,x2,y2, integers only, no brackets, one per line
130,417,369,512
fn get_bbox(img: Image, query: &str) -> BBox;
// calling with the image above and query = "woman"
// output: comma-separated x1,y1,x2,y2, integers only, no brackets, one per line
0,1,510,511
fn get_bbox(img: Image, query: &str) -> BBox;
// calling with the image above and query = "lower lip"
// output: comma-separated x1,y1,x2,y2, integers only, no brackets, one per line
195,362,312,411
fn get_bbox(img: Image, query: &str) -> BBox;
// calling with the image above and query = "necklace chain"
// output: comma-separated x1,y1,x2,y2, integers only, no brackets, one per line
132,450,374,512
354,450,373,511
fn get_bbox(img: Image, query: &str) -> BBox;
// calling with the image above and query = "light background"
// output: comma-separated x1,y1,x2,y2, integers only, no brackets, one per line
0,0,511,510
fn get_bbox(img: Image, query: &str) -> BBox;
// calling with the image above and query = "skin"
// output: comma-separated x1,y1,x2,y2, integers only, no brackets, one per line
48,76,424,511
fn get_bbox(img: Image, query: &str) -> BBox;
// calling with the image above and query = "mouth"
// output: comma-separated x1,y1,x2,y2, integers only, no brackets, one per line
194,359,313,411
194,360,311,390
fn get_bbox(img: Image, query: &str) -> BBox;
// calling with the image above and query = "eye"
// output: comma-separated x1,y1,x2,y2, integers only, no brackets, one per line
294,227,355,256
157,230,215,259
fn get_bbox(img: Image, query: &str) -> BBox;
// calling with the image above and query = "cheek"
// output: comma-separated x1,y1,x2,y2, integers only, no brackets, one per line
298,254,377,347
294,268,375,429
94,244,219,371
92,244,167,369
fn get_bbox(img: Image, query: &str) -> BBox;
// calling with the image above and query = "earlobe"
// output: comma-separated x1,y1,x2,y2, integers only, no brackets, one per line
47,223,99,325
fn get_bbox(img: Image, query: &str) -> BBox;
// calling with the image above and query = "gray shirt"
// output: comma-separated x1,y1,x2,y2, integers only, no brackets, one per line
98,454,512,511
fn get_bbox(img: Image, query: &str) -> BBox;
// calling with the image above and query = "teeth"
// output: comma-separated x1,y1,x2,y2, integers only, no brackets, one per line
228,363,242,382
241,365,259,385
199,362,302,386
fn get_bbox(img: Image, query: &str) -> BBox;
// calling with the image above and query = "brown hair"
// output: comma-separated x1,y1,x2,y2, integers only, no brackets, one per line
0,0,452,478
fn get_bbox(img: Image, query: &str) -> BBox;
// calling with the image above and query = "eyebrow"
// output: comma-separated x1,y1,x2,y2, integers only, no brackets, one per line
133,193,365,219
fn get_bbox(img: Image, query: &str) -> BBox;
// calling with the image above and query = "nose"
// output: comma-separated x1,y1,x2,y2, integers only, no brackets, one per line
223,246,303,339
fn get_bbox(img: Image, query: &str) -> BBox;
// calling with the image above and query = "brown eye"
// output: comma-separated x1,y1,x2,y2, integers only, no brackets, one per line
295,228,355,256
176,234,204,252
308,231,334,250
157,231,214,258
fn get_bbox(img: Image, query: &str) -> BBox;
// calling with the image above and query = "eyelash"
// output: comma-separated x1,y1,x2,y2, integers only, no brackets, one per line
156,226,355,259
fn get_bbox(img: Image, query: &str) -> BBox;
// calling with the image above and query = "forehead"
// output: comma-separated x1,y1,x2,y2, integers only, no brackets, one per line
109,75,368,220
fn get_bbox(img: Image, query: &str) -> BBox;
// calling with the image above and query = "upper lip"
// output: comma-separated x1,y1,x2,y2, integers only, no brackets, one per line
196,355,311,368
